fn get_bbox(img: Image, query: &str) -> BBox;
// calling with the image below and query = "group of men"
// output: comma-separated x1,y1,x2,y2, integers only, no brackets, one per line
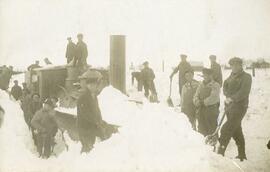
131,61,159,102
65,33,88,68
0,50,253,161
170,54,252,161
12,67,106,156
26,33,88,71
9,80,59,159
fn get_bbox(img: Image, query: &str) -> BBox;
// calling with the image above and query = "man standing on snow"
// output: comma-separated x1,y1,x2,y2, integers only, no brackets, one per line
193,68,221,136
65,37,76,64
31,99,58,158
209,55,223,87
28,93,43,144
22,82,30,95
10,80,22,101
75,33,88,69
132,71,143,91
141,61,158,102
77,69,103,153
181,70,199,130
28,93,43,124
170,54,193,98
217,57,252,161
21,91,32,126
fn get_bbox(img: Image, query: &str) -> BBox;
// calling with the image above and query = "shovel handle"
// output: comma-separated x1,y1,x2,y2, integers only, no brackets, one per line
169,78,172,97
209,109,227,137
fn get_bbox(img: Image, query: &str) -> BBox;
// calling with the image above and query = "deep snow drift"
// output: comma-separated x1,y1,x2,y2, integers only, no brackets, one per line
0,84,243,172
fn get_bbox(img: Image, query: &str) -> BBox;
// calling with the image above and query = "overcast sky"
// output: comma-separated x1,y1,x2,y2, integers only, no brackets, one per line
0,0,270,69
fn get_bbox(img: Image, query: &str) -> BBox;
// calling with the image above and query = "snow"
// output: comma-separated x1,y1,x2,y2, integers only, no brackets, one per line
0,69,270,172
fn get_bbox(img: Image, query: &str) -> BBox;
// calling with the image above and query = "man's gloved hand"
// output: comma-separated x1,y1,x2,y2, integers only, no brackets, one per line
267,140,270,149
225,97,233,105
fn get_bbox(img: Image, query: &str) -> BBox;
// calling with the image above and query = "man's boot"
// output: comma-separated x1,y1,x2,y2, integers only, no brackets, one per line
235,145,247,161
217,144,226,156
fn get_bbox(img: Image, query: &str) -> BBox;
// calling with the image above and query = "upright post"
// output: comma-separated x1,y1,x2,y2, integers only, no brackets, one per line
110,35,126,93
252,64,256,77
162,59,164,72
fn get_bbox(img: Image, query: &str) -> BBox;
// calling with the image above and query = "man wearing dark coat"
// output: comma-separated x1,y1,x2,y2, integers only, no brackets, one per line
21,92,32,126
28,93,43,144
22,82,30,95
29,93,43,123
31,99,58,158
140,61,157,99
77,70,103,153
209,55,223,87
65,37,76,64
217,57,252,162
193,68,221,136
10,80,22,100
170,54,193,97
131,71,143,91
75,33,88,68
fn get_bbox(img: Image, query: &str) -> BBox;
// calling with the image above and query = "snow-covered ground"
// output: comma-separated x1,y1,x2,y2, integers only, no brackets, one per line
0,69,269,172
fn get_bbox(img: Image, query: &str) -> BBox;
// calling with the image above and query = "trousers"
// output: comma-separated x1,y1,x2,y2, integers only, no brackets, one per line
219,104,247,156
197,104,219,136
36,133,54,158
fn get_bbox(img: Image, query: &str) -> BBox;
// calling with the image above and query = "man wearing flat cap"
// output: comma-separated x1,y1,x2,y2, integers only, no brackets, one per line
193,68,221,136
170,54,193,100
141,61,158,101
77,69,103,153
31,98,58,158
65,37,76,64
217,57,252,161
209,55,223,87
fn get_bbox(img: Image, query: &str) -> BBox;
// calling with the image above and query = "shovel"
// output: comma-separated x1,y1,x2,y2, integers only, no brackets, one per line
167,78,174,107
205,110,226,146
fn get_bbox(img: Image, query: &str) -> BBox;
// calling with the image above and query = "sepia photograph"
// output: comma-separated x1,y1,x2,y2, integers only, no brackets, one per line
0,0,270,171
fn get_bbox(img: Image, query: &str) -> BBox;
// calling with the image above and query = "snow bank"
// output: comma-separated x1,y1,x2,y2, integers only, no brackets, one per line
0,86,241,172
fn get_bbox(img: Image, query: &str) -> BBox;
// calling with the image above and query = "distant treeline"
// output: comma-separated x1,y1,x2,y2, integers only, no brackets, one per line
250,59,270,69
224,59,270,69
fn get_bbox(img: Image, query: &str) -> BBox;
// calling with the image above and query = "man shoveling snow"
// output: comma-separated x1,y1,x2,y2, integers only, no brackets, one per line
217,57,252,161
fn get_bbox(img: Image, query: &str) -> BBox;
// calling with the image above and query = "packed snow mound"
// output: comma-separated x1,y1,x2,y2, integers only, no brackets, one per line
0,88,241,172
